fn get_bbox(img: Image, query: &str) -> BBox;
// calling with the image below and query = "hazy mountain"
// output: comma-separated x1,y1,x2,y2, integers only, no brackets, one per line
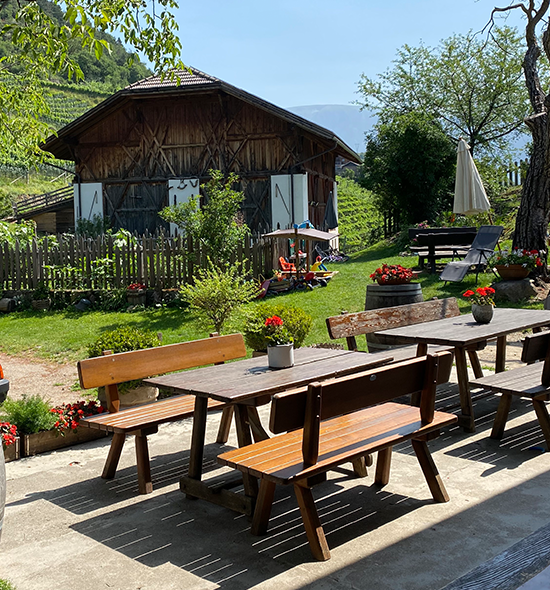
286,104,375,155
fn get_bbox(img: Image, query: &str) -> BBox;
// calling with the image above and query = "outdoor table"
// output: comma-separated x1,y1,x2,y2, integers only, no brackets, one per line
145,347,393,513
373,308,550,432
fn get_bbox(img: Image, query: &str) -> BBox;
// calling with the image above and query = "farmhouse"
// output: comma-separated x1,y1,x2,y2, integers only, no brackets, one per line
38,68,360,235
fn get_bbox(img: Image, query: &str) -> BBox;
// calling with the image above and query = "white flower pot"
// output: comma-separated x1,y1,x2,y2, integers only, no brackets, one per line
267,344,294,369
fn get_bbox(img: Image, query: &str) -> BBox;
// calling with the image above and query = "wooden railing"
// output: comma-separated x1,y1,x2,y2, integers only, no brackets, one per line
13,186,73,217
0,233,276,291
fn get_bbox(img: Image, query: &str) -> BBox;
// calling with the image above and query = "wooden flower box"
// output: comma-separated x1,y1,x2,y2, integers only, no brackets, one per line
3,437,20,462
22,428,109,457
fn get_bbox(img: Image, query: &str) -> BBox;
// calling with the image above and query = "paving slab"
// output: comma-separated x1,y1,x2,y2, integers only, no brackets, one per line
2,369,550,590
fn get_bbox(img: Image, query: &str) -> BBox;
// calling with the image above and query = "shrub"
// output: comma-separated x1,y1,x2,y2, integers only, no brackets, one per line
0,580,17,590
0,395,56,435
87,327,161,358
243,303,313,351
179,262,260,334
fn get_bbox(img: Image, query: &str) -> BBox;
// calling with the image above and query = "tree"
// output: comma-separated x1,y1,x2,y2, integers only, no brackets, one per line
358,27,528,156
488,3,550,253
360,113,456,227
0,0,184,165
160,170,249,269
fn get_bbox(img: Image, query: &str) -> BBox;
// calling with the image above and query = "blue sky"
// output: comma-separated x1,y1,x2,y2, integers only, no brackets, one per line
172,0,525,108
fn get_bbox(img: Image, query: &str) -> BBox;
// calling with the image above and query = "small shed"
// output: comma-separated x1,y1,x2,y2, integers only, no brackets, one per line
41,68,360,234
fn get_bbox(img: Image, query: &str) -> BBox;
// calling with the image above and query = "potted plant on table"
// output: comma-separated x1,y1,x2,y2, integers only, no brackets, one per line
88,327,161,408
262,315,294,369
463,286,496,324
242,303,312,355
490,249,544,280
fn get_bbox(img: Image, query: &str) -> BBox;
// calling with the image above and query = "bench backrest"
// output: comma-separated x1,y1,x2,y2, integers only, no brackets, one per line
408,227,476,240
78,333,247,412
270,352,453,465
326,297,460,351
521,331,550,387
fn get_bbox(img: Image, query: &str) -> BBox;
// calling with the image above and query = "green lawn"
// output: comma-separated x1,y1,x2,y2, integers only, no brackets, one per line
0,242,542,362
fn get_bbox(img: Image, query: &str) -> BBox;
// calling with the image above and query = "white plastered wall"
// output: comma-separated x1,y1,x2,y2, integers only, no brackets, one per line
270,173,308,230
167,178,200,236
74,183,103,227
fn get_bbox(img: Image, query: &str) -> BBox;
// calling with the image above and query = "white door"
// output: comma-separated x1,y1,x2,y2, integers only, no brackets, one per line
167,178,200,236
74,183,103,227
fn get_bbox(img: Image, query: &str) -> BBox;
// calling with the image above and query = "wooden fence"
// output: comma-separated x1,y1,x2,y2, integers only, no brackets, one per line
0,233,275,291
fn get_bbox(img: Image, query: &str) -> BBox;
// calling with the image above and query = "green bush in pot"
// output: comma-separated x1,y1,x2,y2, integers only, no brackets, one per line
88,327,161,401
243,303,312,352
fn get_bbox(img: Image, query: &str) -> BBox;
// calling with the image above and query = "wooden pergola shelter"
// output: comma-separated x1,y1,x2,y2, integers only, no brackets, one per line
41,68,361,235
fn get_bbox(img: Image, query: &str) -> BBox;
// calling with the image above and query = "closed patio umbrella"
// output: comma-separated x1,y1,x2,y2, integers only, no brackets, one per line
453,138,491,215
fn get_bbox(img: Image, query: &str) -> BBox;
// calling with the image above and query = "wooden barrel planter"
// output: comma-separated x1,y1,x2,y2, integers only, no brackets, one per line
365,283,423,350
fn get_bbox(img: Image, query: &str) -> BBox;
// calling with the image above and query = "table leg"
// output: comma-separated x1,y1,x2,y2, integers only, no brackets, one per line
455,346,476,432
187,396,208,483
467,349,484,379
234,405,259,498
496,335,506,373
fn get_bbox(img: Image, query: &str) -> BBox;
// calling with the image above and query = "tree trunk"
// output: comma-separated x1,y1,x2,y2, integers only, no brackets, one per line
513,112,550,252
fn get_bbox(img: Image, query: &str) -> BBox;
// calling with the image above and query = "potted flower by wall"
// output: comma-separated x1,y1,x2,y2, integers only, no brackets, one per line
127,282,147,306
463,286,496,324
263,315,294,369
490,249,543,280
242,303,312,355
31,280,51,311
88,327,161,408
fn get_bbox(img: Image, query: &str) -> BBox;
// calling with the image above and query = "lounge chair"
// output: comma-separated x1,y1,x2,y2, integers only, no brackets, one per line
439,225,503,283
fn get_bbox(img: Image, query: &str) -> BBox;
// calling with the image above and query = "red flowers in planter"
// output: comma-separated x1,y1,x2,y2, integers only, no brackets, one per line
127,283,146,291
50,400,105,435
0,421,17,446
370,264,414,285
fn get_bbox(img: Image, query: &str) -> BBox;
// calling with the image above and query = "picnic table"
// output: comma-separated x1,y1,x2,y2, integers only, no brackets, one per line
145,347,393,514
373,308,550,432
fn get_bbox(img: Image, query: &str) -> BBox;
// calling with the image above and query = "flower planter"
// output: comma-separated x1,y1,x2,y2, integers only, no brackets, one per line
471,303,493,324
22,428,109,457
376,279,411,286
98,385,159,409
31,299,51,311
3,437,20,462
494,264,531,281
127,289,147,306
267,344,294,369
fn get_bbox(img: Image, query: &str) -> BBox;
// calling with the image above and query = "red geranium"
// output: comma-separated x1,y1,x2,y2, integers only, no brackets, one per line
0,421,17,447
463,287,496,306
261,315,293,346
50,400,105,436
370,264,414,284
127,283,146,291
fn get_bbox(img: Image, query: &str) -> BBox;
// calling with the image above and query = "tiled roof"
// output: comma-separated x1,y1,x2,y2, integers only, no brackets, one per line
125,68,219,90
42,67,360,163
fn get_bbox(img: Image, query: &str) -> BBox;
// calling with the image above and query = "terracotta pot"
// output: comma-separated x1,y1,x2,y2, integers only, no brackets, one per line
472,303,493,324
494,264,531,280
267,344,294,369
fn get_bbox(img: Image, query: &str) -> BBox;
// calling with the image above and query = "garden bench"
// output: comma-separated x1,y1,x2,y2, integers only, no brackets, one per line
326,297,460,358
218,352,456,561
471,330,550,449
77,333,247,494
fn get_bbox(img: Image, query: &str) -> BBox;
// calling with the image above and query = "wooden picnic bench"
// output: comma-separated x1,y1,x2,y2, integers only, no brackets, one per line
77,333,247,494
326,297,460,359
410,230,476,274
218,352,457,561
471,330,550,448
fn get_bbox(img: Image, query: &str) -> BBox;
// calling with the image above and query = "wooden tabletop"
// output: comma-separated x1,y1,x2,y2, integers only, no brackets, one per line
145,347,394,403
374,308,550,348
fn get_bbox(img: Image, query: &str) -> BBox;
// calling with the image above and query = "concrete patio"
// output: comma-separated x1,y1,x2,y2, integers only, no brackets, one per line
2,370,550,590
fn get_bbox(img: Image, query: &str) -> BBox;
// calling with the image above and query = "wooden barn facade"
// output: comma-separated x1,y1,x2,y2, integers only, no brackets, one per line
41,68,360,235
